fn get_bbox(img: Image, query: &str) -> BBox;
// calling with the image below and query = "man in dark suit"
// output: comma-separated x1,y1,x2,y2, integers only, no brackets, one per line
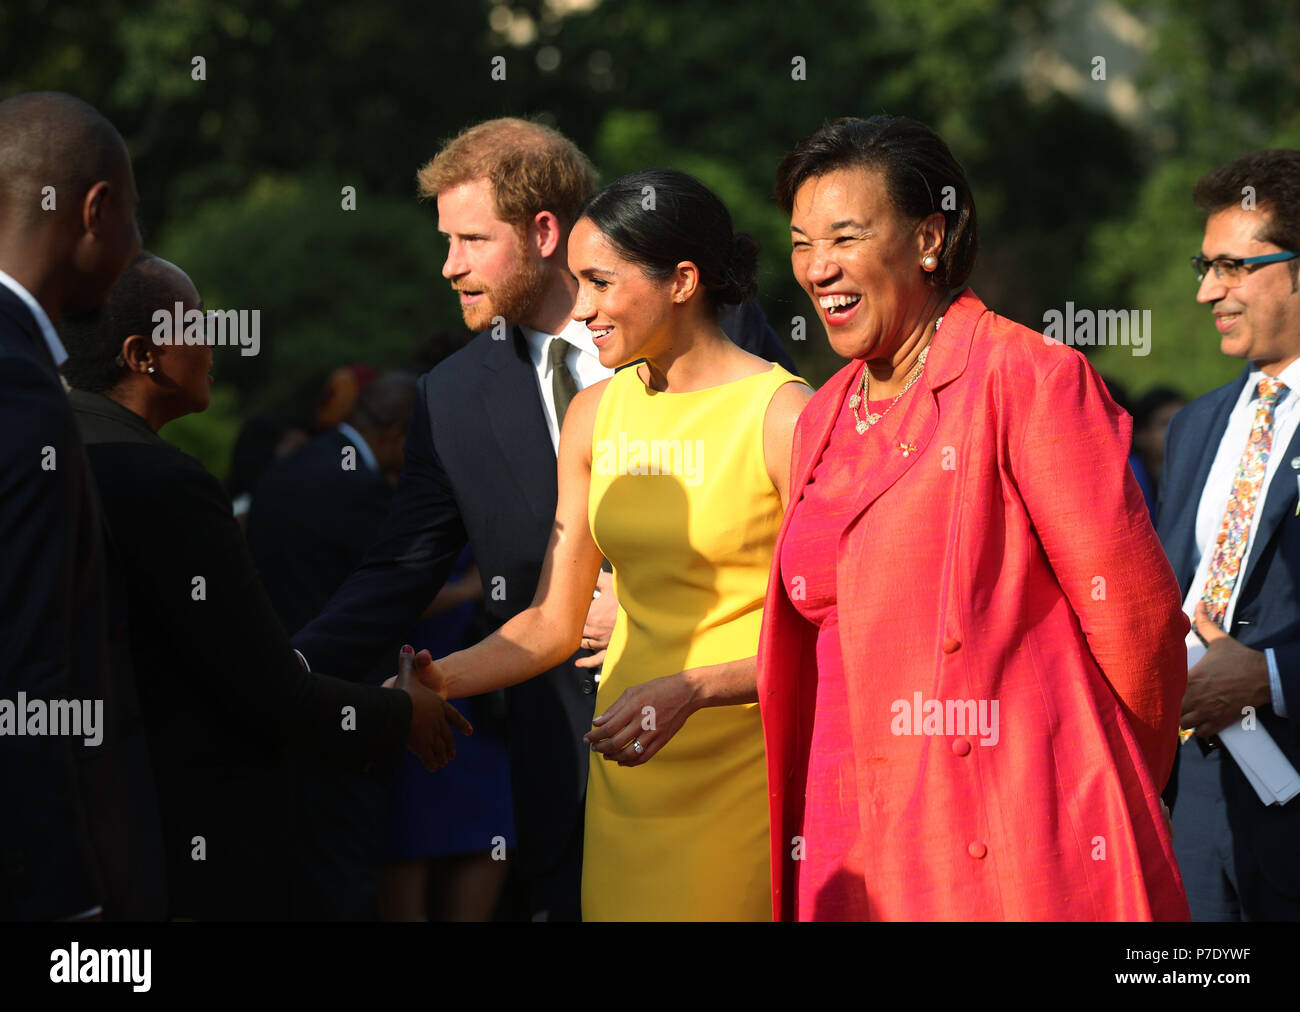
293,117,795,920
248,371,418,919
0,91,167,920
250,372,417,635
1157,149,1300,920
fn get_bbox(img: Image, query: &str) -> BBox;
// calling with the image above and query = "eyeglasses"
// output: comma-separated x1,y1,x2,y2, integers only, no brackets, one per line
1191,250,1299,285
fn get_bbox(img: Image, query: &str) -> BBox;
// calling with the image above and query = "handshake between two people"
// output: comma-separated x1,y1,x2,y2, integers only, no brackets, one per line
384,644,470,773
383,570,620,771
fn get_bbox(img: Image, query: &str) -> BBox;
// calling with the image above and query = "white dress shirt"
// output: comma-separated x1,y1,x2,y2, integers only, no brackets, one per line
1181,359,1300,717
0,267,68,366
522,318,613,453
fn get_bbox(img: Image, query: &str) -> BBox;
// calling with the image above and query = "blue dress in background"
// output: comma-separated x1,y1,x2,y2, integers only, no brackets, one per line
386,547,515,859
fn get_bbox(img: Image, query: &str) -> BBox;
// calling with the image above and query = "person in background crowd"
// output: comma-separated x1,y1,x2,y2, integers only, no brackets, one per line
226,414,308,533
1102,375,1160,514
314,362,380,431
1157,149,1300,921
377,331,516,922
1133,386,1186,508
758,115,1189,921
248,370,422,919
250,371,419,634
379,545,517,922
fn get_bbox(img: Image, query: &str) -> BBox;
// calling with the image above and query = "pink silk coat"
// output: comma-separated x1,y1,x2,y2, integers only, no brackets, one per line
756,289,1191,921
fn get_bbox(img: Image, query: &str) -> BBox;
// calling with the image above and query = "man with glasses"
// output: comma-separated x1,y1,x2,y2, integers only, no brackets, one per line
1156,149,1300,920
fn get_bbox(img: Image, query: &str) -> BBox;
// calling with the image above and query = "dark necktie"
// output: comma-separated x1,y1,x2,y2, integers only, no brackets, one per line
548,337,580,431
547,336,612,576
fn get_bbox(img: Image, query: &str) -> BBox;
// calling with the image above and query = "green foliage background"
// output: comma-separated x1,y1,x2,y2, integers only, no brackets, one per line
3,0,1297,475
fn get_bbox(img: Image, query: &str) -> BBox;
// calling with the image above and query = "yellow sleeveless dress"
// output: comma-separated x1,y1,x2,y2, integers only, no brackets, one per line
583,361,808,920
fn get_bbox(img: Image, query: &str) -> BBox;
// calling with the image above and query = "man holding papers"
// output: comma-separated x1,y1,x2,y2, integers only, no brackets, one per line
1157,149,1300,920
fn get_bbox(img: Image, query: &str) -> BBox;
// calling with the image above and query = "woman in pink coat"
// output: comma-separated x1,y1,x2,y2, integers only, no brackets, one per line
758,115,1190,921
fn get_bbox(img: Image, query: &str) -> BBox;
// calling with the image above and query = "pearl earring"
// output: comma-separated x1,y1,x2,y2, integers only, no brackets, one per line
922,255,938,270
147,366,156,375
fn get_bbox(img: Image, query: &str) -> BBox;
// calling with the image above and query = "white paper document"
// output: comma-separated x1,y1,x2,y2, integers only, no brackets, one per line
1187,643,1300,806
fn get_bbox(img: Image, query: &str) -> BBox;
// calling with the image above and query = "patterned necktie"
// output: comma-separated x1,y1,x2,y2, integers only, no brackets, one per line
548,337,580,431
1200,376,1288,625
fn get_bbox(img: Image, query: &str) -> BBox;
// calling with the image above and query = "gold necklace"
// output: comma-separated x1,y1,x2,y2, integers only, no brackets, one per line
849,315,943,435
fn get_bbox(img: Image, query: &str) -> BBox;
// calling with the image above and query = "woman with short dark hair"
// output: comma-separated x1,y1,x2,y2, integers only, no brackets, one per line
758,116,1190,921
58,253,459,919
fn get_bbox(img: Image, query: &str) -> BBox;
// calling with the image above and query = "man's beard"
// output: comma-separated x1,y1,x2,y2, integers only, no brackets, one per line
460,253,550,334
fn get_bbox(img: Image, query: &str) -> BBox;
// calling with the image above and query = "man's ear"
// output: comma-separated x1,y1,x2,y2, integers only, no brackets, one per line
532,210,563,259
120,332,154,374
82,180,111,235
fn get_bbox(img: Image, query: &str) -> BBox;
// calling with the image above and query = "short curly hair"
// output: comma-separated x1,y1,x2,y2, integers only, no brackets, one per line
59,252,179,393
1194,150,1300,288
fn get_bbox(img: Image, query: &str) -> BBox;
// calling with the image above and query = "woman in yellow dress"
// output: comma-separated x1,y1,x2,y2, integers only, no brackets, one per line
416,169,812,920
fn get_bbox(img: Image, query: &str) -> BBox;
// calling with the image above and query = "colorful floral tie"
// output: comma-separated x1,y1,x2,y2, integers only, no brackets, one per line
1200,376,1288,625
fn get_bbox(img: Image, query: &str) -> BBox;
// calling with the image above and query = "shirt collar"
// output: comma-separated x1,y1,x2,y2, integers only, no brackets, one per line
1245,358,1300,404
523,318,600,376
67,388,159,441
0,268,68,366
336,421,380,473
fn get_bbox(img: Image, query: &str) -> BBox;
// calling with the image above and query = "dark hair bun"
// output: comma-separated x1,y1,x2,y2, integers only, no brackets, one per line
715,232,758,305
577,169,757,312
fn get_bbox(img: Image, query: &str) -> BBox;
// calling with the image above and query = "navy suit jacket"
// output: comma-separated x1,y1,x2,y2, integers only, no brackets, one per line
294,304,793,884
249,428,395,640
1157,367,1300,896
0,285,165,919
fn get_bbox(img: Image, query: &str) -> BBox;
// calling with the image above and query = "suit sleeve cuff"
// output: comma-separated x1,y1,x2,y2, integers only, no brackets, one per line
1267,647,1288,718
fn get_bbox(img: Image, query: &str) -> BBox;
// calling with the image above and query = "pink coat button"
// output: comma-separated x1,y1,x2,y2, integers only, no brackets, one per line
952,738,971,756
968,842,987,859
942,637,961,654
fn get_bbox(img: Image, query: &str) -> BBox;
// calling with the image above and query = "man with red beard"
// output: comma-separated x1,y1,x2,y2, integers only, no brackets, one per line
293,118,790,920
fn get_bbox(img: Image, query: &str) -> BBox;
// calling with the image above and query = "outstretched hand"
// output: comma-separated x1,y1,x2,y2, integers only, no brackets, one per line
387,645,473,772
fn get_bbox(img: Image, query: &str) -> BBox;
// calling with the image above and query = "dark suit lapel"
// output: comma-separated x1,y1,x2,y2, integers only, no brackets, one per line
0,286,59,377
1162,377,1246,593
482,326,559,517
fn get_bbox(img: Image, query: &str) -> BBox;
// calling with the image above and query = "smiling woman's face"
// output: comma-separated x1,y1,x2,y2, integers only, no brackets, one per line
789,166,938,363
567,217,676,369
